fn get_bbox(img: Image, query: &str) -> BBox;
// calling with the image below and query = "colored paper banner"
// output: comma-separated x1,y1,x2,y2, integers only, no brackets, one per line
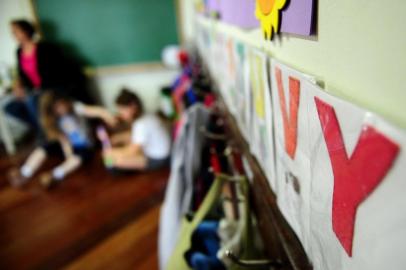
271,58,406,270
197,24,406,269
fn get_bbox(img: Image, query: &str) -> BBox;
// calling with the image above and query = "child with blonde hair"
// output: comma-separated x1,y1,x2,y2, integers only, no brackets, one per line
8,91,116,188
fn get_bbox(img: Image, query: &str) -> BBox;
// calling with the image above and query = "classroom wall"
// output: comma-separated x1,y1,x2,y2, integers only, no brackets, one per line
186,0,406,129
0,0,179,146
0,0,34,67
0,0,178,114
94,68,178,113
178,0,196,44
0,0,34,141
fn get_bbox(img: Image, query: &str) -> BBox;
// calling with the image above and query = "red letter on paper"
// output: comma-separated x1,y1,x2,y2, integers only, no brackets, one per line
315,97,399,256
275,67,300,159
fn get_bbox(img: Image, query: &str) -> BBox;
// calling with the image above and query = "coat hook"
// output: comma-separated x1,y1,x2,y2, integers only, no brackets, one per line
224,146,234,156
208,167,245,182
225,250,284,269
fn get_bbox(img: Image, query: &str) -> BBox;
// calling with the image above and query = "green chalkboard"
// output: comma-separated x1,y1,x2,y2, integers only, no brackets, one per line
35,0,179,67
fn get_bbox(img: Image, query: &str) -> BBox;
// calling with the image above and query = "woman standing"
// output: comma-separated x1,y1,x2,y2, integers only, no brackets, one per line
5,19,90,134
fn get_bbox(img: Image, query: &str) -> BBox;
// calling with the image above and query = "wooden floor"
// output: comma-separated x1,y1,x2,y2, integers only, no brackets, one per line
0,147,168,270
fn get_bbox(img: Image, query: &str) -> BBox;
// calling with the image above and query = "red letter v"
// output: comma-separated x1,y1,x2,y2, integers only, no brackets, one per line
275,67,301,159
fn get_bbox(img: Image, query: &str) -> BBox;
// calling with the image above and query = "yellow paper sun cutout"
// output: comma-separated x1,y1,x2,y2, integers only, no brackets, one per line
256,0,288,40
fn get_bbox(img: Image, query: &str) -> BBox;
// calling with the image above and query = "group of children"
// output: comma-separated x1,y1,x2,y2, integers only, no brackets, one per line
8,88,171,189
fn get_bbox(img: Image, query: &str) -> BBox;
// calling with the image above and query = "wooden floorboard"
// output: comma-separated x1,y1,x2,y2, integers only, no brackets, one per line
65,205,161,270
0,151,168,270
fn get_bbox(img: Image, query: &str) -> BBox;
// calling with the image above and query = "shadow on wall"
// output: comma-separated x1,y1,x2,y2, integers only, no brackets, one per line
39,20,102,104
40,20,90,66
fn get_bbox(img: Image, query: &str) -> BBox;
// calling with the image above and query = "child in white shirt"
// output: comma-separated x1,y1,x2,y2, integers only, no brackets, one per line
103,89,171,171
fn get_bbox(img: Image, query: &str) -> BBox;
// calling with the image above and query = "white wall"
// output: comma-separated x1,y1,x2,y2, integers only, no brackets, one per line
0,0,34,143
178,0,196,45
94,68,178,113
0,0,34,67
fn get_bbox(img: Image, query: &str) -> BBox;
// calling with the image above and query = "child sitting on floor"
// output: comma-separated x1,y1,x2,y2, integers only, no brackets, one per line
102,88,171,172
8,91,116,188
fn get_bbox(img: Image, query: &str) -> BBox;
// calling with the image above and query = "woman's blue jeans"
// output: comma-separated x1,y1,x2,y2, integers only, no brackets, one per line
5,92,41,132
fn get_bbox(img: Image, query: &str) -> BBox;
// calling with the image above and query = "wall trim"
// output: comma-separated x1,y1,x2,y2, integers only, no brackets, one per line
84,62,170,77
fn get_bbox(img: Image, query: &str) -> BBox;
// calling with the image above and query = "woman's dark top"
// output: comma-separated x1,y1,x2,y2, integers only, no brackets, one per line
17,41,91,102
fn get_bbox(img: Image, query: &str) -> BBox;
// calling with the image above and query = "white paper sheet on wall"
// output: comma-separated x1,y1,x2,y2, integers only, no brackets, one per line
242,49,253,143
196,27,211,63
207,30,220,92
307,82,406,270
247,49,276,191
270,59,316,257
223,36,238,115
232,40,249,137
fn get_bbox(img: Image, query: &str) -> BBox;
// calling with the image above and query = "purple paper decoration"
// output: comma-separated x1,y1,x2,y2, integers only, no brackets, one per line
280,0,316,36
205,0,315,34
220,0,259,29
205,0,221,14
